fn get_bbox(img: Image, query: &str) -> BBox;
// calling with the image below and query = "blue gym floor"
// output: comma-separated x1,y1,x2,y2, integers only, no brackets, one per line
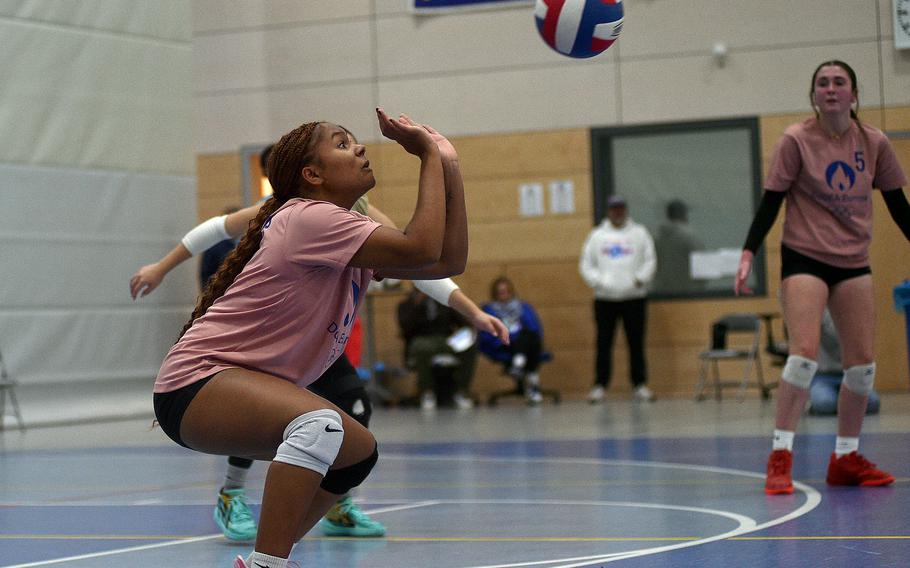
1,398,908,567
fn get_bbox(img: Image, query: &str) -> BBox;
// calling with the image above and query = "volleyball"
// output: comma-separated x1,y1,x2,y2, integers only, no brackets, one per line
534,0,623,59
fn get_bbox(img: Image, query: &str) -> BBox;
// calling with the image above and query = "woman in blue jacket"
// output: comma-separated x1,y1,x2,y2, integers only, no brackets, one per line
479,277,545,403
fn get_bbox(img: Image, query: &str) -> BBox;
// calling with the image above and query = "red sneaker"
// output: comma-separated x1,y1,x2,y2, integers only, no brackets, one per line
826,452,895,487
765,449,794,495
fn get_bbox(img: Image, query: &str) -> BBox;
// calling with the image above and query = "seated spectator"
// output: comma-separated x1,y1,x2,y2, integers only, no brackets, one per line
397,287,477,410
478,277,545,404
809,308,881,415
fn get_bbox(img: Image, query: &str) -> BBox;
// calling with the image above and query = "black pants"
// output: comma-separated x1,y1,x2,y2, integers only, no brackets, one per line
594,298,647,388
509,329,543,373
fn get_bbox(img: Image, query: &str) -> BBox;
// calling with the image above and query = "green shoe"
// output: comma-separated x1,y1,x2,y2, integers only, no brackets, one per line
319,496,386,537
214,488,258,541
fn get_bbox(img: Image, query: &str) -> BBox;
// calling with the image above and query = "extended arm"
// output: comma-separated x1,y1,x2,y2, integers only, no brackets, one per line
349,110,446,274
734,190,785,295
361,123,467,279
882,188,910,242
128,205,260,299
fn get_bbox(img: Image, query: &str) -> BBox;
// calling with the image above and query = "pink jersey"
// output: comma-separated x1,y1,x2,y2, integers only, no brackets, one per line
154,198,381,393
764,118,906,268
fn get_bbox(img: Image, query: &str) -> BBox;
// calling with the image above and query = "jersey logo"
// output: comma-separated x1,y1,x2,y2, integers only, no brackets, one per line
343,281,361,326
825,161,856,192
602,243,632,258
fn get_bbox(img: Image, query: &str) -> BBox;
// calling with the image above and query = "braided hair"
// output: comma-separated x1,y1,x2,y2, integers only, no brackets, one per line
178,121,324,339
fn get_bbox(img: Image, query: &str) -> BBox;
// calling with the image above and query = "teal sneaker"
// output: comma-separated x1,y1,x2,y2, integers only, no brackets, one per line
319,496,386,537
215,488,258,541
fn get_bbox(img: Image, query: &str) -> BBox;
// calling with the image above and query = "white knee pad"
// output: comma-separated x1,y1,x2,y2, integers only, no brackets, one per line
274,409,344,476
782,355,817,389
842,363,875,396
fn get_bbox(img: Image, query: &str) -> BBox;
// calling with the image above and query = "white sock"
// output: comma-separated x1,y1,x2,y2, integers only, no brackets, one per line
224,463,250,491
526,372,540,387
835,436,859,457
511,353,526,369
772,429,794,451
247,551,287,568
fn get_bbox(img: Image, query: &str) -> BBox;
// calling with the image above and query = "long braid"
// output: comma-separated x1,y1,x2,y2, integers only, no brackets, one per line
177,120,323,340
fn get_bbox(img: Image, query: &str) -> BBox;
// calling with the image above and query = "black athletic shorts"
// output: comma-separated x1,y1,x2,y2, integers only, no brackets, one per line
152,354,366,449
153,374,214,449
781,244,871,288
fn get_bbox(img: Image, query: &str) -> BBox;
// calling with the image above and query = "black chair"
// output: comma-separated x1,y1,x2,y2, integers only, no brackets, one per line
487,351,560,406
695,313,776,402
758,312,789,367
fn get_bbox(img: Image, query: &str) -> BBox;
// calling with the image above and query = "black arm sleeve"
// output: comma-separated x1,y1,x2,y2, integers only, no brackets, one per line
743,190,786,253
881,188,910,243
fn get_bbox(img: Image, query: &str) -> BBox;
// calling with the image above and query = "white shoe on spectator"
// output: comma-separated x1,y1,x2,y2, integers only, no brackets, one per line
453,392,474,410
634,385,656,402
526,388,543,405
588,385,605,403
421,391,437,410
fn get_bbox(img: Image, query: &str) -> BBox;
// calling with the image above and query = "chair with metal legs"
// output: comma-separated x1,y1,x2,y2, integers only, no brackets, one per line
0,347,25,431
695,313,775,402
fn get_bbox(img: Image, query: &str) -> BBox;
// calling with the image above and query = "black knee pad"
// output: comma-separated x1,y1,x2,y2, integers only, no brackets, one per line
337,386,372,428
320,444,378,495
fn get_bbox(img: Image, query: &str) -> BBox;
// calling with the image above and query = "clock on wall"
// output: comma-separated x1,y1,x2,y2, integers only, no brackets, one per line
896,0,910,49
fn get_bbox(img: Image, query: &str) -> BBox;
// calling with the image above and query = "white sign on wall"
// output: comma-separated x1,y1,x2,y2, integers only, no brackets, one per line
518,183,544,217
549,180,575,214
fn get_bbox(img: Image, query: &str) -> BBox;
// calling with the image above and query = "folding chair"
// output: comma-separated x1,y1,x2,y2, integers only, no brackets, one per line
695,313,774,402
0,347,25,431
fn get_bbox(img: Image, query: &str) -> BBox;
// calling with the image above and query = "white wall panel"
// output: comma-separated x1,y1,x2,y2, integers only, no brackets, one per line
376,8,601,76
0,0,191,41
195,91,273,152
622,0,878,58
196,83,376,154
620,44,882,124
378,63,619,138
193,1,910,154
0,164,196,387
0,2,193,424
267,85,377,143
194,20,372,93
881,40,910,107
192,0,372,33
0,308,189,385
0,164,196,249
0,19,192,174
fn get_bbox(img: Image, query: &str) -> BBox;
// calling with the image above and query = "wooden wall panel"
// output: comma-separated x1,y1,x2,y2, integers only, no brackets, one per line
194,107,910,399
196,153,243,221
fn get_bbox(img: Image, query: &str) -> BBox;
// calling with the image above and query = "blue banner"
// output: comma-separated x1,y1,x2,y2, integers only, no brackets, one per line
413,0,532,15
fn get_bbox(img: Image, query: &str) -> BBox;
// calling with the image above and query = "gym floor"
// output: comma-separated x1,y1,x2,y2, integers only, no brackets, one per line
2,394,909,567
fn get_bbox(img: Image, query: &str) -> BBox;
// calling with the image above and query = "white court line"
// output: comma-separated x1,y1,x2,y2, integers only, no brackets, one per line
381,455,822,568
2,534,223,568
3,455,820,568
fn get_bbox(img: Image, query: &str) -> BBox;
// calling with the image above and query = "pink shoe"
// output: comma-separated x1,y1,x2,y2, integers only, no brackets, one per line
234,556,300,568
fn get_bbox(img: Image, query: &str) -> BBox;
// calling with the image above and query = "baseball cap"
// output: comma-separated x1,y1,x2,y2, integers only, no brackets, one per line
606,194,627,208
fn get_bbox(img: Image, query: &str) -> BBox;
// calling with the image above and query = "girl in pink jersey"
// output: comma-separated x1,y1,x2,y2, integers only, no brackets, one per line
735,61,910,495
154,109,467,568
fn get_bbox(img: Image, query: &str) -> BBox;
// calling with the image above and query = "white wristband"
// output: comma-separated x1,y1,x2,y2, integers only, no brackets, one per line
413,278,459,306
180,215,230,256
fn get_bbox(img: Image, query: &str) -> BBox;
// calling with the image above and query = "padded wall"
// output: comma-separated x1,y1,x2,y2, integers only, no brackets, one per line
0,1,195,425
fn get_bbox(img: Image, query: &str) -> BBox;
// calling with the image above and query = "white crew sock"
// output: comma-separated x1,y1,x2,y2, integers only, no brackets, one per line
834,436,859,457
772,429,794,451
247,551,287,568
224,463,250,491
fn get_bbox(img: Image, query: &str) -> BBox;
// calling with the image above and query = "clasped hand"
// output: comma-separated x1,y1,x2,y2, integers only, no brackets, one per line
376,108,456,161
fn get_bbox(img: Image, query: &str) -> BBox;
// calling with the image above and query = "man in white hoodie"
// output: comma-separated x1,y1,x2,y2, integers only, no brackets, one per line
579,195,657,403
